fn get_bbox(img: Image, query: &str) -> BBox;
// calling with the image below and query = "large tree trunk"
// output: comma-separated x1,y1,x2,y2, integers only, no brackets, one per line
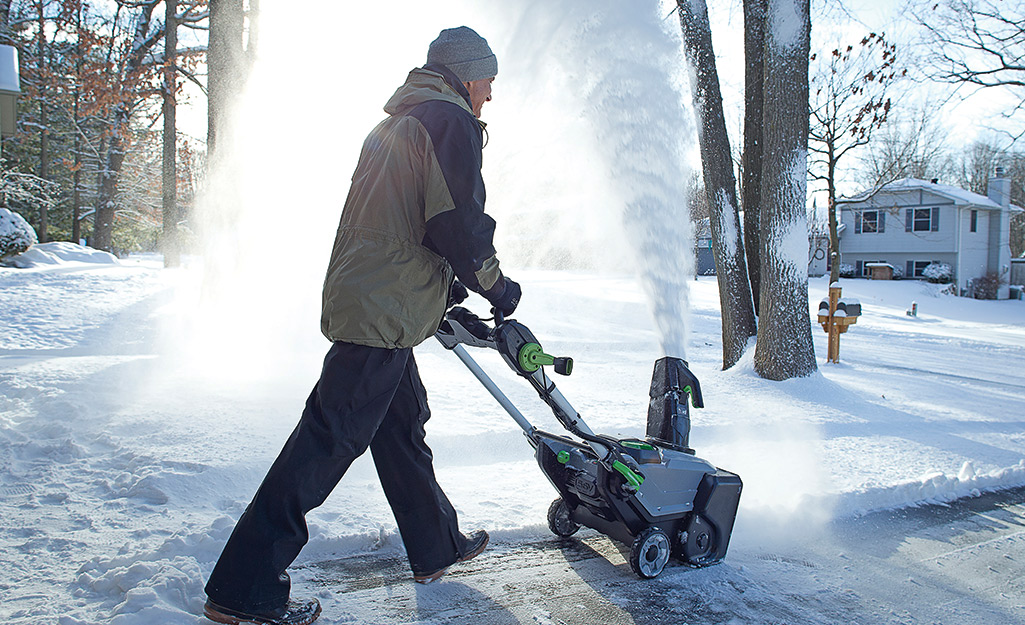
753,0,817,380
678,0,758,370
207,0,244,164
36,1,48,242
162,0,179,267
71,3,82,244
93,109,127,252
742,0,767,312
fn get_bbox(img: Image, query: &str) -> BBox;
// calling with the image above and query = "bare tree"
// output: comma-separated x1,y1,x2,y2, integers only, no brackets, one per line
91,1,165,252
162,0,179,267
84,0,206,253
913,0,1025,140
677,0,758,370
859,102,952,187
753,0,817,380
686,171,710,223
34,0,49,241
954,142,1025,256
809,32,903,283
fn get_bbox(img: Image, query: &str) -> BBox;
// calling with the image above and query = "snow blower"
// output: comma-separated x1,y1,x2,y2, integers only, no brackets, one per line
435,307,741,579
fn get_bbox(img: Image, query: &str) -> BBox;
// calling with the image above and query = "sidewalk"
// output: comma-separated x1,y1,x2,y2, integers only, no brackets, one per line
300,486,1025,625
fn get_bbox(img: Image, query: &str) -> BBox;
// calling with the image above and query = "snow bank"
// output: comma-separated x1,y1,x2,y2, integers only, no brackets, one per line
833,461,1025,518
2,241,118,268
71,522,231,625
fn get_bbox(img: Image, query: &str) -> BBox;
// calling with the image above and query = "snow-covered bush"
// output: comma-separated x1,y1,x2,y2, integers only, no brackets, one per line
970,272,1001,299
838,263,856,278
923,262,953,284
892,265,904,280
0,207,37,259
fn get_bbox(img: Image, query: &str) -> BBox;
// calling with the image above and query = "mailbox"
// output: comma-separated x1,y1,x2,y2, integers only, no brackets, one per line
818,297,861,333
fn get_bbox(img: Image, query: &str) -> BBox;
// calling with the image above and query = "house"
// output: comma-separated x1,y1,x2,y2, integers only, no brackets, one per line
692,218,716,275
808,232,830,277
693,217,829,277
839,168,1021,299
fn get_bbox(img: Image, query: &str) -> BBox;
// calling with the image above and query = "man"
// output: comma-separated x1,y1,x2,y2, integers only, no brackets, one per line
203,26,520,625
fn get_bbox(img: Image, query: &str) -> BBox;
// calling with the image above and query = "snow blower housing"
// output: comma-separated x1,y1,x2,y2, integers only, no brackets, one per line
436,307,741,579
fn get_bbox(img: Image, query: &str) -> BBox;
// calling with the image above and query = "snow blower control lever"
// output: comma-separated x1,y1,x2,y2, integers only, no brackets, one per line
435,306,742,579
437,307,632,471
491,311,573,377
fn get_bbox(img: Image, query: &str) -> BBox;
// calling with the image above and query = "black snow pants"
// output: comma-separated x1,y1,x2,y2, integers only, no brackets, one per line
205,341,464,612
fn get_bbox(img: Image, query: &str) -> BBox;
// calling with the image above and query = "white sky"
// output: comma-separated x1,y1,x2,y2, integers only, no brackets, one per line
175,0,1020,204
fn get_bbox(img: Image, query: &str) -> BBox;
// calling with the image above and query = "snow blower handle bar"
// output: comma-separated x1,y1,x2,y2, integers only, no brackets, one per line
437,307,646,489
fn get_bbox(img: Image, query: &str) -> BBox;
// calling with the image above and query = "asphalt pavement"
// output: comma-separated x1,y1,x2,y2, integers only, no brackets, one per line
304,487,1025,624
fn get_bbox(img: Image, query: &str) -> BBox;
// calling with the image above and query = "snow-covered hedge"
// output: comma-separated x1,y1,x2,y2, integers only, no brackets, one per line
0,207,37,259
923,262,953,284
838,263,856,278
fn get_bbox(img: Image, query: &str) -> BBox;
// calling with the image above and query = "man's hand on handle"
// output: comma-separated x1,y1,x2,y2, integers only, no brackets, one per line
487,276,520,318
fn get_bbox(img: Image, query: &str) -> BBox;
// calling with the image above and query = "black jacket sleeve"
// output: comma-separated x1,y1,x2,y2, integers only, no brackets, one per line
412,100,502,293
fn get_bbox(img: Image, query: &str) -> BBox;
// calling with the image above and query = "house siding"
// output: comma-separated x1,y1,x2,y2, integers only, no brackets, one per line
841,191,957,256
840,189,1003,286
960,207,990,284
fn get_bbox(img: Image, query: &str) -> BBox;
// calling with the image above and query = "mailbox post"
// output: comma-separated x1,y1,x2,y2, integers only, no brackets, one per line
817,285,861,363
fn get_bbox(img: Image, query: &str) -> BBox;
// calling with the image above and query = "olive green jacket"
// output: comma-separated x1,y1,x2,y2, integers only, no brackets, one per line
321,65,503,348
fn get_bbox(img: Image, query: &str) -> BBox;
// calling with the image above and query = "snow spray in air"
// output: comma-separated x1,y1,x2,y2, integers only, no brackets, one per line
587,6,696,359
512,4,697,358
187,1,696,365
486,1,697,358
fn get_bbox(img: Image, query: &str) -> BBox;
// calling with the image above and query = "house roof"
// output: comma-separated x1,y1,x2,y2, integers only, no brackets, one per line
844,177,1011,211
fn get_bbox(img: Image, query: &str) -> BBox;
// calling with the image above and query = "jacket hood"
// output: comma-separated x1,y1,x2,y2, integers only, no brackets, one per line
384,66,474,117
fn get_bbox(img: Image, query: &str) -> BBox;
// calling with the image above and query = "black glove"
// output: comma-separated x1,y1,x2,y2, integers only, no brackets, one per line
487,277,521,318
448,280,468,308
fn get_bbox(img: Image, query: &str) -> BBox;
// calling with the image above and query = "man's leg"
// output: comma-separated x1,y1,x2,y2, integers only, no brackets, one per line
369,353,473,577
205,342,410,612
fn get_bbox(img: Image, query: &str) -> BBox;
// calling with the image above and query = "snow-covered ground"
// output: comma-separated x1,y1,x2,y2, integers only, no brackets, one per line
1,247,1024,624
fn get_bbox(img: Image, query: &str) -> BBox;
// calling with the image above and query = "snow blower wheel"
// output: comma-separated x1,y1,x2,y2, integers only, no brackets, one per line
547,498,580,537
630,527,671,578
677,514,716,565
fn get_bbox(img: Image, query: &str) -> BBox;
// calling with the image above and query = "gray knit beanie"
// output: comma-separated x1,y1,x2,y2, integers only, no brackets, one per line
426,26,498,83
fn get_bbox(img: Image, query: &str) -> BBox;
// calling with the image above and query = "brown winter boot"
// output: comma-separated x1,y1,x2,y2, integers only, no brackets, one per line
203,597,321,625
413,529,490,584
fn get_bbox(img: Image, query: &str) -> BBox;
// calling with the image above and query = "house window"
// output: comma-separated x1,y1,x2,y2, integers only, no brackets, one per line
862,210,878,233
855,210,886,233
913,208,932,231
970,209,977,233
906,207,940,232
911,260,938,278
